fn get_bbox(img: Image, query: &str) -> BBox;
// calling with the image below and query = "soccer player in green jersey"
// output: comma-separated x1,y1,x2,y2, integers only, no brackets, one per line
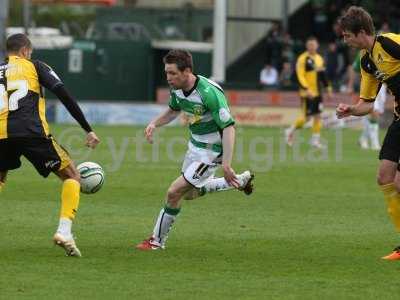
136,50,254,250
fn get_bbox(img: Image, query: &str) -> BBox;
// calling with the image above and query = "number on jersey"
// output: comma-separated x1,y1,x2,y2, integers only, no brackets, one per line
0,80,29,111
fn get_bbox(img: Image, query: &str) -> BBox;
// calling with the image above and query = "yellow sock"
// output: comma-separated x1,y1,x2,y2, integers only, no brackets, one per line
294,117,305,129
381,183,400,231
312,118,321,134
60,179,80,220
0,182,4,192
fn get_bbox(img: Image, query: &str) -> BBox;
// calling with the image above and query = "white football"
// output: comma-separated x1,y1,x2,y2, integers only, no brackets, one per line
77,162,105,194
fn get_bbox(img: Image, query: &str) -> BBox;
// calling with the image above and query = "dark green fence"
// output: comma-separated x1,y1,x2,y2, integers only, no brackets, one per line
33,40,211,101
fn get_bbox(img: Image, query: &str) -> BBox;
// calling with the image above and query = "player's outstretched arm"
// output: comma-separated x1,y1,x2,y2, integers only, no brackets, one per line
144,108,180,144
336,99,373,119
53,86,100,149
34,60,99,149
222,125,240,188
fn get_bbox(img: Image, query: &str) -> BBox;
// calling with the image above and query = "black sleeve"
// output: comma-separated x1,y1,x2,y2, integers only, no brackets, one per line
52,85,93,133
317,70,329,88
377,35,400,60
33,60,92,133
33,60,64,92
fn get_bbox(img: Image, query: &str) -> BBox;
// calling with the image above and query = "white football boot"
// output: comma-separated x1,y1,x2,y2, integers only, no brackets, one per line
53,233,82,257
238,171,255,195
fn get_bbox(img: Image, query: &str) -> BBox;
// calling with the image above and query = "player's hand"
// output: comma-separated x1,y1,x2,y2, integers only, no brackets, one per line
222,164,240,189
86,131,100,149
336,103,352,119
144,123,156,144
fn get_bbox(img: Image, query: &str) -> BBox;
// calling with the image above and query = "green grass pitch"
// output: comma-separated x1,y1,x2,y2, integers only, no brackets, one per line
1,124,400,299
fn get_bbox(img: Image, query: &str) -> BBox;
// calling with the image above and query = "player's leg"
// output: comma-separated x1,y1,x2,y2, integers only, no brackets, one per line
310,114,323,148
285,97,308,146
0,171,7,191
368,112,381,150
0,139,22,192
369,84,386,150
376,120,400,260
151,161,228,245
359,116,370,149
21,136,81,257
136,175,192,250
380,161,400,260
53,159,82,257
309,97,325,148
184,170,254,200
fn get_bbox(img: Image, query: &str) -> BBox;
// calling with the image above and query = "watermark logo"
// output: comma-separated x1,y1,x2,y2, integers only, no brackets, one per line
57,127,343,173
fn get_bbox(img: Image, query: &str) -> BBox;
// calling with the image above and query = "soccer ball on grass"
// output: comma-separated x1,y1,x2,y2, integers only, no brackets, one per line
77,162,105,194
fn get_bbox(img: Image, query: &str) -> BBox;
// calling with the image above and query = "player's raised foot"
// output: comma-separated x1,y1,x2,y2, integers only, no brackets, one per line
284,128,294,147
238,171,254,195
53,233,81,257
359,137,369,149
136,237,163,251
382,246,400,260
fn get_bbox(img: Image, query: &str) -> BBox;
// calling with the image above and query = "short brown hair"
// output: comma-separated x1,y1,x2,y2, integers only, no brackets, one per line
306,36,318,42
163,50,193,72
338,6,375,35
6,33,32,53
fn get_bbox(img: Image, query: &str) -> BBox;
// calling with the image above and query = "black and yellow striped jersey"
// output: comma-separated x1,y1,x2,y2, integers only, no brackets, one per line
359,33,400,116
296,51,329,98
0,56,63,139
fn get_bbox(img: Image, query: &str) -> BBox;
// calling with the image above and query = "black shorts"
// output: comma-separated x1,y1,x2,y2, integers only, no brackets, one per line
0,136,71,177
302,96,322,116
379,120,400,169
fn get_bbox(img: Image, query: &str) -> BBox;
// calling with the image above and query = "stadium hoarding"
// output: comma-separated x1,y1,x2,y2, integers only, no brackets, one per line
156,88,358,108
51,101,361,128
54,102,180,126
230,106,361,128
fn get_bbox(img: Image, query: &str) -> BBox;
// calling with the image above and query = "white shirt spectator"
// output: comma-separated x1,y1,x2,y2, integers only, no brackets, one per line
260,64,278,87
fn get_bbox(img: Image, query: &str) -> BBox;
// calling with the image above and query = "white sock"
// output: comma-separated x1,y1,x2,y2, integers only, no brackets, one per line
203,177,233,193
152,208,178,246
361,117,370,140
311,133,320,143
203,172,250,193
369,123,380,147
287,125,295,133
56,218,72,239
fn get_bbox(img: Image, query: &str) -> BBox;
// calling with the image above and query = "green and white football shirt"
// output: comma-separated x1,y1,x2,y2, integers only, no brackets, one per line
168,75,235,153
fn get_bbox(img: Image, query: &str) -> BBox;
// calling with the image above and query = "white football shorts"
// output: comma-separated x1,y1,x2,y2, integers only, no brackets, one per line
181,141,222,188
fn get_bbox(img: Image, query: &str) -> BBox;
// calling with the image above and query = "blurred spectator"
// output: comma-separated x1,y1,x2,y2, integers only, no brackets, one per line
379,21,390,33
311,1,329,41
281,33,295,64
330,19,351,91
325,42,340,90
279,61,294,89
259,63,279,89
264,22,284,70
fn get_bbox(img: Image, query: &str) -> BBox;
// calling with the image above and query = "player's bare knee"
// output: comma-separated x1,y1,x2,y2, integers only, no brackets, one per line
71,172,81,183
183,192,194,200
377,172,394,186
62,167,81,183
167,186,181,202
